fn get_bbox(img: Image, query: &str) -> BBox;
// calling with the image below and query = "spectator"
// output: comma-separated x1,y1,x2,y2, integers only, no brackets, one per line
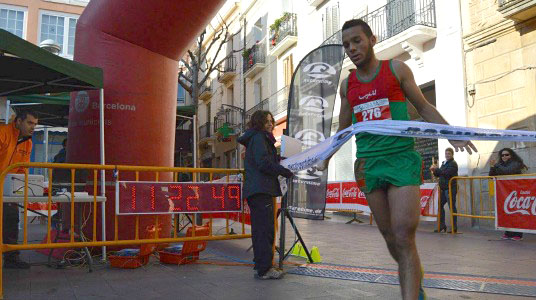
430,148,458,233
0,109,38,269
237,110,293,280
489,148,528,241
53,138,67,163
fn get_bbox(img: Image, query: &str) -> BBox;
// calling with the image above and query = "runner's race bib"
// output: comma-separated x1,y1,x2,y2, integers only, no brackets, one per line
353,98,392,122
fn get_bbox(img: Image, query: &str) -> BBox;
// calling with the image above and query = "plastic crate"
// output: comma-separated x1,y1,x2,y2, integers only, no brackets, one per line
158,224,210,265
108,249,150,269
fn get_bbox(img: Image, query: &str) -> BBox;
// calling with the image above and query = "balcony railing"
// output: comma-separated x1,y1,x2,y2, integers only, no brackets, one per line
246,86,289,120
214,106,242,134
320,0,436,46
243,41,266,76
199,78,213,101
199,121,212,139
269,13,298,55
217,54,237,83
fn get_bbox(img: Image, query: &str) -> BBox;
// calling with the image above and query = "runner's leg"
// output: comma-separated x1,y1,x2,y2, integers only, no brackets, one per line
387,185,422,300
366,188,399,262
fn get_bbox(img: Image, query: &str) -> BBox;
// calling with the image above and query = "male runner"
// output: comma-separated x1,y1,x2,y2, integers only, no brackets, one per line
317,19,477,299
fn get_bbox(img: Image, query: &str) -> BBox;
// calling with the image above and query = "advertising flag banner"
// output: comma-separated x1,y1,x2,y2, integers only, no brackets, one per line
495,177,536,233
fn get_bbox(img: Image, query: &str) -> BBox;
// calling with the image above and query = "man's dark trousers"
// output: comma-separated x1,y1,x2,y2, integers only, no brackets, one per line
3,203,20,260
247,194,274,276
439,188,457,230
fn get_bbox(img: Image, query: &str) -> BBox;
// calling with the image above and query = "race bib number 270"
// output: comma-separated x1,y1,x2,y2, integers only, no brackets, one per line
353,98,392,122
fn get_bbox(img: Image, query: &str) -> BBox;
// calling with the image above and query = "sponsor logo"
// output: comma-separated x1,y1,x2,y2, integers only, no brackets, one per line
303,62,336,79
327,187,339,198
401,126,536,139
92,102,136,111
299,96,328,113
74,91,89,113
420,196,429,208
342,187,365,198
295,129,325,147
503,190,536,216
358,89,377,100
295,168,322,181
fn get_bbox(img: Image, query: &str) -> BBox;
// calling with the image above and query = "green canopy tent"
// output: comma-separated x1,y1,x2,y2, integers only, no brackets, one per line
0,29,108,247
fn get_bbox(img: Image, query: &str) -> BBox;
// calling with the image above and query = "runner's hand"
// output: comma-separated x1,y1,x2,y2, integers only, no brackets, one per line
448,140,478,155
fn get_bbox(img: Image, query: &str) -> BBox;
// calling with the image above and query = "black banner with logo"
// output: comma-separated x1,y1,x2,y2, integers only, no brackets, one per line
286,45,345,219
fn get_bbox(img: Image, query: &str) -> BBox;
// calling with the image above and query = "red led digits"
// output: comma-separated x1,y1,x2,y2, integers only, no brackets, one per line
169,185,182,211
186,185,199,211
150,185,156,211
228,185,241,210
131,185,136,210
212,186,225,209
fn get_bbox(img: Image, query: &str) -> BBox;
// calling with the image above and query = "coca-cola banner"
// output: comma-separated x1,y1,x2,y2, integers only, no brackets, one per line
325,181,438,220
495,177,536,233
420,183,439,221
286,44,345,219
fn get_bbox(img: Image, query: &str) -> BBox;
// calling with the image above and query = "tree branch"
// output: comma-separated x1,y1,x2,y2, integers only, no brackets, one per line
178,76,192,95
180,59,193,74
187,50,197,66
179,71,192,83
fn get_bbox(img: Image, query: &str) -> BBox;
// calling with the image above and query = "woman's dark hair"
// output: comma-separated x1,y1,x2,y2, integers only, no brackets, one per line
247,110,274,131
498,148,528,170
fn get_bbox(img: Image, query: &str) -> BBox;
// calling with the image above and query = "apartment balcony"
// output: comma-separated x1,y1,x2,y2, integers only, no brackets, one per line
199,79,213,101
268,13,298,58
199,121,213,143
246,86,289,121
334,0,436,64
214,105,243,136
243,41,266,79
217,54,237,84
498,0,536,20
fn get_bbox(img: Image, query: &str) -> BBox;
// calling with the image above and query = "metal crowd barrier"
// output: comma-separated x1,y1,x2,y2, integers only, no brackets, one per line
446,174,536,234
0,162,261,299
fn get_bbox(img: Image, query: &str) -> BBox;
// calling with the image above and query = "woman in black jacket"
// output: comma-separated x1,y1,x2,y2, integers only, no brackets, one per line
237,110,293,279
489,148,528,241
430,148,458,233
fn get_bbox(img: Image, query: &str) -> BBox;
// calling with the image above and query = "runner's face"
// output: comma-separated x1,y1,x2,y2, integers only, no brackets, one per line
445,150,453,160
342,26,375,68
264,114,274,132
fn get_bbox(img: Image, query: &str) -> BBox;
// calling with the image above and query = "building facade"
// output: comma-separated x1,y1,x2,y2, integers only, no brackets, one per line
462,0,536,175
192,0,471,181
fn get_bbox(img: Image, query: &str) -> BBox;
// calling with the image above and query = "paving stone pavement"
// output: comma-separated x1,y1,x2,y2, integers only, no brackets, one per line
3,213,535,299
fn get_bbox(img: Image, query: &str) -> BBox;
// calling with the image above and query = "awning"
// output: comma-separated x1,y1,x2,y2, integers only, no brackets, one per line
0,29,103,97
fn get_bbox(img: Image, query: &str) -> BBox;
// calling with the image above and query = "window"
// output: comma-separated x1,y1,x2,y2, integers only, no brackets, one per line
254,79,262,105
0,5,26,38
323,3,340,40
39,11,79,57
283,54,294,86
177,85,186,104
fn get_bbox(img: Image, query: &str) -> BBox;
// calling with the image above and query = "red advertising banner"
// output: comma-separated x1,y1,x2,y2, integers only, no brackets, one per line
495,177,536,233
325,181,438,220
326,183,341,204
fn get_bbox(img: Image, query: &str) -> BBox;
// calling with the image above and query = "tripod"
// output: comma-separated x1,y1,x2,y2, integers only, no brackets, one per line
278,180,313,269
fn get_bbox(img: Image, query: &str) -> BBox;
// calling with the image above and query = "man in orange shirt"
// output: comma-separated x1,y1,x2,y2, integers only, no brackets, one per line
0,110,38,269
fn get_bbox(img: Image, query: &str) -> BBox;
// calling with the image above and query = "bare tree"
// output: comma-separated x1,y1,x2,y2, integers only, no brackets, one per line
178,20,241,107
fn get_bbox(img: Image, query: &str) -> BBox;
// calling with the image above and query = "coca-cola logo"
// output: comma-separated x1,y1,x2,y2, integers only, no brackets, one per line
327,188,339,198
503,191,536,216
420,196,429,208
343,187,365,198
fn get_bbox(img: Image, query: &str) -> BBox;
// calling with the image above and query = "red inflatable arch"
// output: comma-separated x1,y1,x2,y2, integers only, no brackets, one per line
67,0,225,242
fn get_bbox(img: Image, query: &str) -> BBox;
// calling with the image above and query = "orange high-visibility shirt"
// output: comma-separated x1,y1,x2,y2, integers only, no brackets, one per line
0,122,33,174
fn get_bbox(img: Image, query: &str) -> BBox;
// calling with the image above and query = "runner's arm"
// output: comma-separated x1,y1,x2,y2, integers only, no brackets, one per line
392,60,477,154
316,78,353,170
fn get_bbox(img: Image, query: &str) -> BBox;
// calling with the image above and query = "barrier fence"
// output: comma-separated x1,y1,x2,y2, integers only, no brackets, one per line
446,174,536,234
0,162,265,299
